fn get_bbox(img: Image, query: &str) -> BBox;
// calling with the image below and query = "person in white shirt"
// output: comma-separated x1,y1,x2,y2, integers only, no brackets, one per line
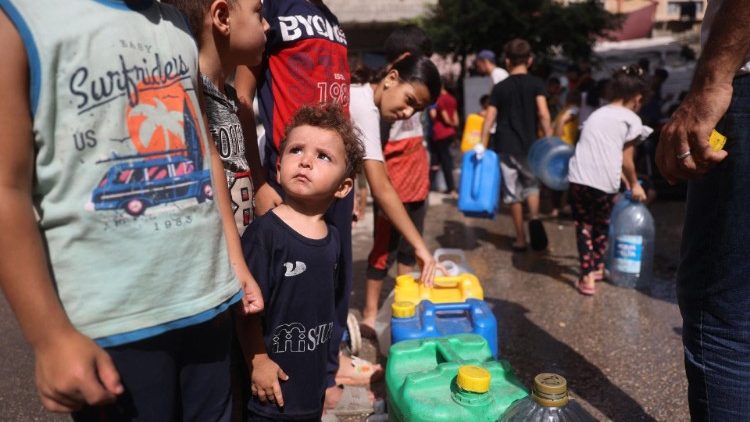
476,49,509,86
567,65,648,296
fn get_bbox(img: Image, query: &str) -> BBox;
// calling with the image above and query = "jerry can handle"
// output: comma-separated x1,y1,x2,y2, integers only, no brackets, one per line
433,276,460,288
434,248,467,266
471,151,484,199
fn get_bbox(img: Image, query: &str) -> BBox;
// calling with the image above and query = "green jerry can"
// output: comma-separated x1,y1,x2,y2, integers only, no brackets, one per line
386,334,528,421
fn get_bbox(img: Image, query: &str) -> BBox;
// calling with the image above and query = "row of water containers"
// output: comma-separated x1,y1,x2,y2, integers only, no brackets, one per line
380,249,593,421
457,137,654,288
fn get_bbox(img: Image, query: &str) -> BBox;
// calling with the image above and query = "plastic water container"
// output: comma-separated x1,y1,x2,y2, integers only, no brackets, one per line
500,374,595,421
527,137,574,191
461,113,486,152
607,196,655,289
391,299,499,357
458,145,501,219
394,273,484,306
386,334,527,422
434,248,473,276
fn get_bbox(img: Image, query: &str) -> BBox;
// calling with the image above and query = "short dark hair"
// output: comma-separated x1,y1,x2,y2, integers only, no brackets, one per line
162,0,237,46
383,24,433,62
504,38,532,67
281,103,365,179
610,65,649,102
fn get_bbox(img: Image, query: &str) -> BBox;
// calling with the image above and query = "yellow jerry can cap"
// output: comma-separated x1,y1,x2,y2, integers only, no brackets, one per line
391,301,416,318
456,365,491,393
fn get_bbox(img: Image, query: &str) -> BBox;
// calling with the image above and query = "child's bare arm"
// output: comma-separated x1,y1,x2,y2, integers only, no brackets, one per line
535,95,553,137
197,83,264,314
235,65,282,217
622,141,646,201
0,12,122,412
235,312,288,406
363,160,440,285
480,105,497,147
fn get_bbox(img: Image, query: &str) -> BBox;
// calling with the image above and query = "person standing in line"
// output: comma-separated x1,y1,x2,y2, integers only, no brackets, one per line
476,49,509,86
238,103,364,421
360,25,441,331
232,0,379,407
429,80,460,198
0,1,263,419
656,0,750,418
567,65,648,296
480,38,553,251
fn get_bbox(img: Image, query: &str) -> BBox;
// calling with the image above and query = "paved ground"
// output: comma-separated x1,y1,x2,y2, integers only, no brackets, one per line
0,192,688,421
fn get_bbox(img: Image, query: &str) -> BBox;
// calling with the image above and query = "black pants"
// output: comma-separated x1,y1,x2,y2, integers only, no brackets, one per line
73,311,233,422
431,135,456,192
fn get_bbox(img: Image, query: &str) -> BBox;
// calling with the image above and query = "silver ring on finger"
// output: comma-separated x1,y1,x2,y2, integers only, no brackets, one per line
676,150,691,160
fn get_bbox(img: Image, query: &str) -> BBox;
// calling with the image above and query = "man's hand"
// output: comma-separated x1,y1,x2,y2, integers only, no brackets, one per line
656,84,730,183
254,182,283,217
250,355,288,407
239,274,264,314
34,329,123,412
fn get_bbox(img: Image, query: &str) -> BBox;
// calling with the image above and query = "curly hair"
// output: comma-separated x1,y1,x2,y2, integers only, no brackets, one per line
280,103,365,179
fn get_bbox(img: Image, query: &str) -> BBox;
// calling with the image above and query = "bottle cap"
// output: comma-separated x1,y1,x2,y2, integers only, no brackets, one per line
456,365,491,393
391,301,416,318
532,373,569,407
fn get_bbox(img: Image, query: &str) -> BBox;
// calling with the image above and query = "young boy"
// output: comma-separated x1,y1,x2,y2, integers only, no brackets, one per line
164,0,268,236
0,1,262,419
238,103,364,420
480,38,553,252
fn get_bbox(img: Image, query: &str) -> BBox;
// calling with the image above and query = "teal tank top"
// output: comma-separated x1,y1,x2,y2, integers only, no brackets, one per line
0,0,240,343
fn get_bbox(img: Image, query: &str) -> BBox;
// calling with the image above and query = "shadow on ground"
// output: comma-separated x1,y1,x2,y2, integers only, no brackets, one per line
488,297,657,422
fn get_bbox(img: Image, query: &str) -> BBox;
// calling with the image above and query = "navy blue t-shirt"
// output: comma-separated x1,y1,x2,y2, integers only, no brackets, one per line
242,211,340,420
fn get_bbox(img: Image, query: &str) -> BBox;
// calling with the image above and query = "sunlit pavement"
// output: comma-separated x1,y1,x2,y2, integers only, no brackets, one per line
0,192,688,421
348,192,688,421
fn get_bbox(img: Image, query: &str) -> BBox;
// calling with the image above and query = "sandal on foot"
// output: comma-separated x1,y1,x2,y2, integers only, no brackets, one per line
576,278,596,296
334,356,384,386
511,242,528,252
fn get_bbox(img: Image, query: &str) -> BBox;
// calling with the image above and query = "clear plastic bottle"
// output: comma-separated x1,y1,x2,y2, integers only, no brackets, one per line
500,373,595,422
608,195,655,289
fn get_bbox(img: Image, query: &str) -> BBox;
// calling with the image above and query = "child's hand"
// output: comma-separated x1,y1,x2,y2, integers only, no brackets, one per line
240,275,264,315
631,184,647,202
415,247,444,288
250,355,289,407
34,328,123,412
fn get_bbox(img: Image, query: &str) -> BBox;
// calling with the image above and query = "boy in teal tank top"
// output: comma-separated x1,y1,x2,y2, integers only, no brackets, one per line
0,0,264,419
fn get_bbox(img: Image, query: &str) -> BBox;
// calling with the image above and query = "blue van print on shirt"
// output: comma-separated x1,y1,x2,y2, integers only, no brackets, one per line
91,155,213,216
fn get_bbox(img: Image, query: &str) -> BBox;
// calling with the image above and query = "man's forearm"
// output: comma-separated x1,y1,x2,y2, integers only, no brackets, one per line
692,0,750,89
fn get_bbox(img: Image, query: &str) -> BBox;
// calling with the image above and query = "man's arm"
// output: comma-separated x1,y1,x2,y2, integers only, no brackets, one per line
657,0,750,182
0,11,122,412
235,65,282,216
480,105,498,147
535,95,553,138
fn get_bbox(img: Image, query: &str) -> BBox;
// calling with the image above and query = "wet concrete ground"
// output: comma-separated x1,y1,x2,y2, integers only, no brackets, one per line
0,192,688,421
347,192,688,421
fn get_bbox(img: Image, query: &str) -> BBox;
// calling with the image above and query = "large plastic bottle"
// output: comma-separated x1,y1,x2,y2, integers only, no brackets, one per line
607,195,655,289
527,137,574,191
500,373,594,421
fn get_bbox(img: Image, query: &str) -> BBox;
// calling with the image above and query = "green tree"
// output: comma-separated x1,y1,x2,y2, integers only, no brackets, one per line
421,0,620,63
419,0,620,116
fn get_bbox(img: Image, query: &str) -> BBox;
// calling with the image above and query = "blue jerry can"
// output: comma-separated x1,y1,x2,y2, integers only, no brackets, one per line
458,145,501,219
391,299,499,358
